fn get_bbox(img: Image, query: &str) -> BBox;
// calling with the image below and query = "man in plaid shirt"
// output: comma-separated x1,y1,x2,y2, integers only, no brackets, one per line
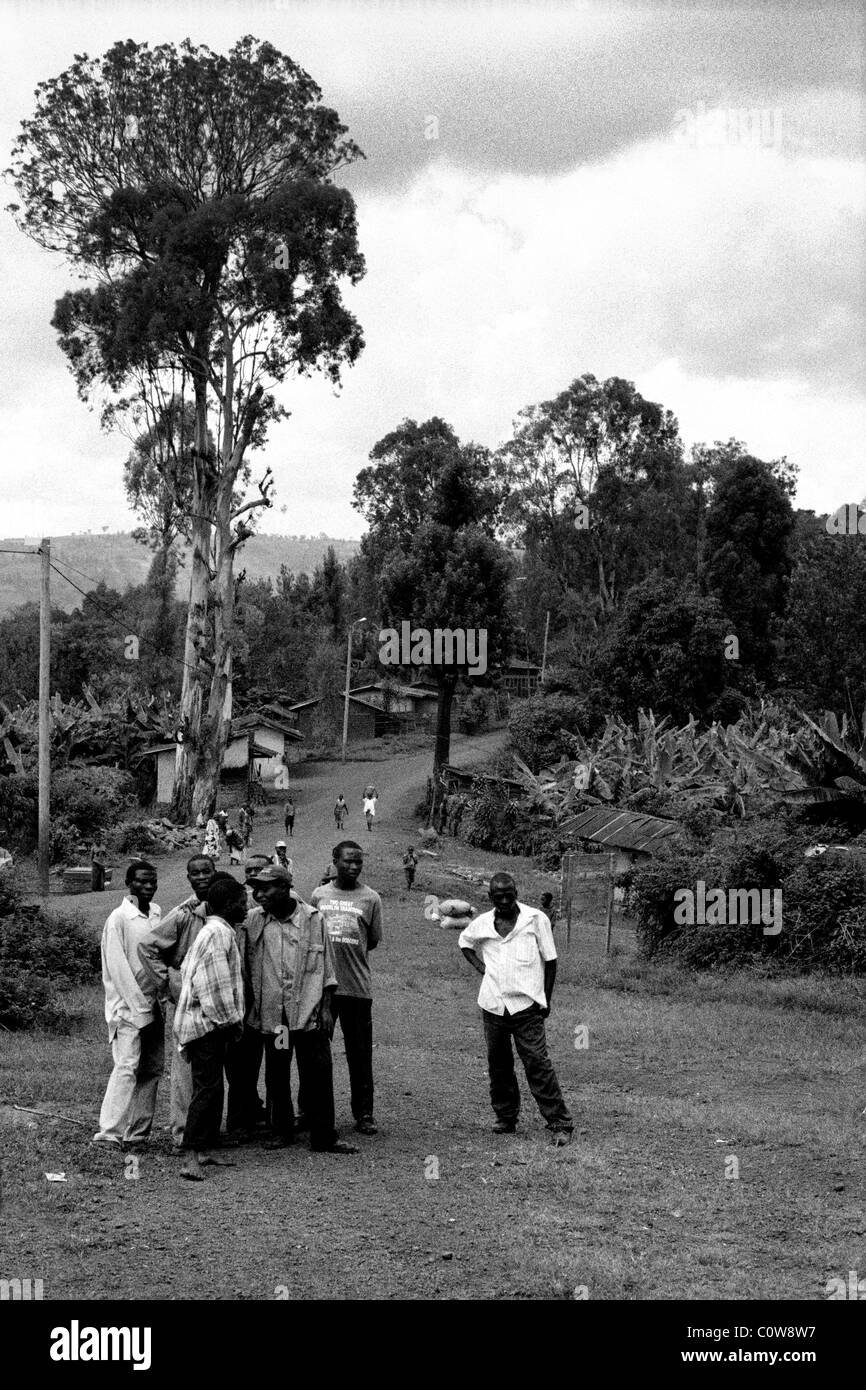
174,873,246,1181
138,854,215,1148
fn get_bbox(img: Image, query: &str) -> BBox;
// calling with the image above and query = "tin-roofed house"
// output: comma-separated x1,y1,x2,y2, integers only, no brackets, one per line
559,806,681,876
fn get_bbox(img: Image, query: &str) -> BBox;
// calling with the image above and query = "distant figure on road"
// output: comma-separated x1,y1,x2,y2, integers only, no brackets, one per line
225,825,244,866
272,841,293,875
402,846,418,891
238,804,253,848
334,795,348,830
284,797,295,839
363,794,377,832
203,817,220,862
90,838,108,892
458,872,573,1147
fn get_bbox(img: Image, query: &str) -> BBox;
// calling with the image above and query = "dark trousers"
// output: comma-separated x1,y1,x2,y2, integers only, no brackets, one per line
91,862,105,892
183,1027,230,1151
285,817,295,837
331,995,374,1122
225,1025,265,1132
482,1005,573,1130
261,1016,338,1151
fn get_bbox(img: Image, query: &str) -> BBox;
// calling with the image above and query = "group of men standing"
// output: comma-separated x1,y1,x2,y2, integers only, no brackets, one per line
93,839,383,1179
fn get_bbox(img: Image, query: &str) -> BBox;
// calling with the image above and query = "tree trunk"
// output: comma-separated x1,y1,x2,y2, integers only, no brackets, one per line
430,673,458,826
192,478,237,819
170,379,213,822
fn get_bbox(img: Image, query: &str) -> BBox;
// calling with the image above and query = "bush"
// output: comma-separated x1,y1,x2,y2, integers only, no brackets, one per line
457,689,490,736
53,766,136,841
0,870,99,1029
509,694,595,773
113,820,164,855
0,765,136,859
0,967,57,1031
624,818,866,972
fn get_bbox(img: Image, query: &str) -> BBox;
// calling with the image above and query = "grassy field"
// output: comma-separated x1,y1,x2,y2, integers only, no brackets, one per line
2,745,865,1300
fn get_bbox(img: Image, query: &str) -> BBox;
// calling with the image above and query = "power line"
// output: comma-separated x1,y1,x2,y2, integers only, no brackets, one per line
47,558,204,681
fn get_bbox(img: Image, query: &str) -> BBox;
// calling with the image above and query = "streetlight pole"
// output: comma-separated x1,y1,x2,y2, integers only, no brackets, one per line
341,618,367,764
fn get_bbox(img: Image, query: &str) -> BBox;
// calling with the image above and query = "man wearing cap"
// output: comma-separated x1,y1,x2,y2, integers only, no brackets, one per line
272,841,293,874
458,872,573,1146
238,864,357,1155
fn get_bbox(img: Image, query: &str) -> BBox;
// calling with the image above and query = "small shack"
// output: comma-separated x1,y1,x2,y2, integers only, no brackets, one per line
560,806,681,874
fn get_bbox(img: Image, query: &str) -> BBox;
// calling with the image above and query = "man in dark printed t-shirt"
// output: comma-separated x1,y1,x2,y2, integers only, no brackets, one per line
310,840,382,1136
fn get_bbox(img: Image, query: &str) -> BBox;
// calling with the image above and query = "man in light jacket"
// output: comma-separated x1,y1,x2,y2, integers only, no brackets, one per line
239,864,357,1155
93,860,164,1147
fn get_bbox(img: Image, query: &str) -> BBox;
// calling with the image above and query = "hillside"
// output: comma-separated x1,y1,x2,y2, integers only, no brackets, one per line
0,533,360,616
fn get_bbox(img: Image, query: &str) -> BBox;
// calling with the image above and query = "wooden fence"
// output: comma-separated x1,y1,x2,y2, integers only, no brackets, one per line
557,849,634,960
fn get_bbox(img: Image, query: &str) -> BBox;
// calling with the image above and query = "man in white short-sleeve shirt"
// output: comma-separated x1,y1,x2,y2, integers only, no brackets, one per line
459,872,573,1145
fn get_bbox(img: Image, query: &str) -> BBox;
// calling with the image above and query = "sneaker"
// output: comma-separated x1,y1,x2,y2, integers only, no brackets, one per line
354,1118,378,1136
320,1140,359,1155
492,1120,516,1134
91,1133,122,1147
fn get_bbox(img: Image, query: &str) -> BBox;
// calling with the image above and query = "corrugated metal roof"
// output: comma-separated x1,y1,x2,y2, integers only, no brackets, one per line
561,807,681,853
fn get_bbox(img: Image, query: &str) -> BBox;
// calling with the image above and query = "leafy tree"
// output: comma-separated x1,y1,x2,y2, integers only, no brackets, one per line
310,544,346,642
780,512,866,714
355,418,512,810
702,445,795,679
498,374,687,613
7,36,365,819
596,575,743,723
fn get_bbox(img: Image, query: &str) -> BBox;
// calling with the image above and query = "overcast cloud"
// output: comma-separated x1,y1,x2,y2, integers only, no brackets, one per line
1,0,863,539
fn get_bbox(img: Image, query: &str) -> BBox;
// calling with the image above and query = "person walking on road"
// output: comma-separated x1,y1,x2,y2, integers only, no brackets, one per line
458,872,573,1147
90,838,108,892
311,841,382,1136
203,815,220,862
334,795,348,831
93,861,164,1148
402,846,418,891
362,793,377,832
284,797,296,839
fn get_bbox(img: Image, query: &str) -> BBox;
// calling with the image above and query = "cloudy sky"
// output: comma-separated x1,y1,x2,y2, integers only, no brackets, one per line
1,0,863,540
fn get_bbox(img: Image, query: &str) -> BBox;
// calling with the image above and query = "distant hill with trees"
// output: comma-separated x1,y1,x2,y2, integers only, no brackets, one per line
0,533,360,616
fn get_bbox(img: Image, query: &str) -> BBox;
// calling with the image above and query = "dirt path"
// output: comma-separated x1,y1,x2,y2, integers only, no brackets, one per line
7,730,859,1301
8,729,572,1301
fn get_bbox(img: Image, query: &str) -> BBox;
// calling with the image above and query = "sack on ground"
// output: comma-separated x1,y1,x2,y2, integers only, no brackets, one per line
438,898,472,918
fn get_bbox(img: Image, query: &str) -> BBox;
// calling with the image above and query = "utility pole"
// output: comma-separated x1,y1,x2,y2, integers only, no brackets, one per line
540,609,551,685
341,617,367,764
38,538,51,895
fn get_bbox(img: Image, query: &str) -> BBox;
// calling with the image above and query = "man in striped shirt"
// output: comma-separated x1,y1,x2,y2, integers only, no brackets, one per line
459,872,573,1145
174,873,246,1181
